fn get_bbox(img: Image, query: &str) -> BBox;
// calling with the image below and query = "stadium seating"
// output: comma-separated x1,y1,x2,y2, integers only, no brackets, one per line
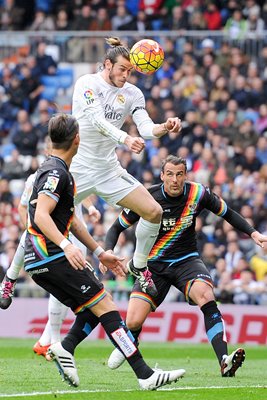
56,67,74,91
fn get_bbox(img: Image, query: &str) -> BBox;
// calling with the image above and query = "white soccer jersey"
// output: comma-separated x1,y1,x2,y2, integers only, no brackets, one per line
71,72,156,173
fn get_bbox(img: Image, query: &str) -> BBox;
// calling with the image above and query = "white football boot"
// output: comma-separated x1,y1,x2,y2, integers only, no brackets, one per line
107,348,126,369
139,368,186,390
47,342,80,387
221,348,245,377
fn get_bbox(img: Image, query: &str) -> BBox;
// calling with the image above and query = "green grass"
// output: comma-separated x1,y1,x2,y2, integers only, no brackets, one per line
0,339,266,400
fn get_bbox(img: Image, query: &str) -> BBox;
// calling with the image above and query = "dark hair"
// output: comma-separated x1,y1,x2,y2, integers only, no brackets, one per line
161,155,187,173
104,37,130,64
48,113,79,150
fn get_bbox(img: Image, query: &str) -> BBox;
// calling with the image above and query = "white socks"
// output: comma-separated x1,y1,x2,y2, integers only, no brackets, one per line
39,295,68,345
6,231,26,280
133,218,160,269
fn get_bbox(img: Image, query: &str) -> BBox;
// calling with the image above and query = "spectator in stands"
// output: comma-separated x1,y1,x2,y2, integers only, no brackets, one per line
0,66,12,91
140,169,155,188
67,3,94,63
195,216,209,253
258,46,267,84
120,149,143,182
201,242,218,272
34,109,49,141
176,64,205,100
231,257,251,279
111,4,133,30
1,149,25,181
247,6,265,34
203,2,222,30
243,0,261,19
88,8,112,61
29,9,55,31
53,7,72,57
117,9,152,31
232,268,261,305
250,245,267,282
89,8,112,31
8,109,30,143
55,8,71,31
211,257,227,288
0,85,17,135
20,64,44,113
215,42,231,74
11,120,39,157
0,0,25,30
6,75,26,112
35,42,57,75
225,239,244,273
256,135,267,164
209,76,230,112
249,76,265,109
211,148,235,187
189,10,207,30
255,104,267,134
0,179,14,204
167,5,189,31
224,8,248,40
236,145,263,173
139,0,164,16
230,75,250,109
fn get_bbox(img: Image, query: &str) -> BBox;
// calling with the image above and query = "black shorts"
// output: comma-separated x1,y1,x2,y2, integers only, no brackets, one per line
29,257,106,314
131,256,213,310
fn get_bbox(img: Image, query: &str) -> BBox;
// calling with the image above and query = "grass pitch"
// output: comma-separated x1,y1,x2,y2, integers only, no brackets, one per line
0,339,266,400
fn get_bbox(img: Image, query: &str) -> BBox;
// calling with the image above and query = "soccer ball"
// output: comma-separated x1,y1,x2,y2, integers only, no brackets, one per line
129,39,164,75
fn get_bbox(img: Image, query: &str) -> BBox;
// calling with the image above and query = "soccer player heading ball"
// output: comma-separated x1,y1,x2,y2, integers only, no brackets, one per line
70,36,182,296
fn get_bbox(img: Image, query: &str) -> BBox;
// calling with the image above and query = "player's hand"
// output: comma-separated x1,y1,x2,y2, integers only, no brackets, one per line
99,249,113,274
153,117,182,138
124,136,145,154
251,231,267,248
98,251,126,277
165,117,182,133
88,205,101,223
64,243,87,270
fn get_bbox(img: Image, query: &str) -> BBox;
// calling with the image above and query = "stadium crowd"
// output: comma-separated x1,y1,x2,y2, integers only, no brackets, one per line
0,0,267,305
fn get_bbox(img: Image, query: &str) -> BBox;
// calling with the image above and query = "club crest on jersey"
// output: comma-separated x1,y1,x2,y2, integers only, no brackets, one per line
43,176,59,192
189,203,197,212
84,89,94,105
117,94,125,104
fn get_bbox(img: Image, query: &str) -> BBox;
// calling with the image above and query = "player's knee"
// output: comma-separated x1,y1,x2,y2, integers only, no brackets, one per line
198,291,215,306
127,317,142,331
143,202,162,222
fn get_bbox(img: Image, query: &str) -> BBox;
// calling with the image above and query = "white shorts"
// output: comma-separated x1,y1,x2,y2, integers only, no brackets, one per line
71,165,141,207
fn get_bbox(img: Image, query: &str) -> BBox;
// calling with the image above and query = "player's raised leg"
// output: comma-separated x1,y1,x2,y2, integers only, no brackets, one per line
118,185,162,297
